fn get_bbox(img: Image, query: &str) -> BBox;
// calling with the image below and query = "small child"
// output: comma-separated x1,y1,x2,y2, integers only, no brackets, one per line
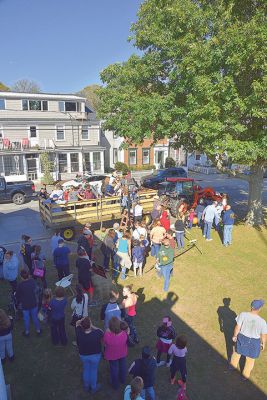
39,288,52,323
168,335,188,386
188,209,195,229
156,316,176,367
166,229,176,250
132,240,145,277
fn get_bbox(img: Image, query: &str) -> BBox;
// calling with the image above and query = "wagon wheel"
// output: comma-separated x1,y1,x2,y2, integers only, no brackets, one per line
61,227,75,241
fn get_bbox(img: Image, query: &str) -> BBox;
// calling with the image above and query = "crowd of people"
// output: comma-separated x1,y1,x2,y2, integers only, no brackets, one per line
0,180,266,399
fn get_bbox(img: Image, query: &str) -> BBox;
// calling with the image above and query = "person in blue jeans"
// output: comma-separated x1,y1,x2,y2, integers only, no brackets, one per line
49,286,67,346
76,317,103,393
53,239,71,280
129,346,157,400
222,205,235,246
202,202,217,241
16,269,41,337
174,215,185,250
157,239,175,292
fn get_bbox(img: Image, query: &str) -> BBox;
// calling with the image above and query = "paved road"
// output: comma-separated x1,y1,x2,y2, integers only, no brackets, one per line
0,173,266,254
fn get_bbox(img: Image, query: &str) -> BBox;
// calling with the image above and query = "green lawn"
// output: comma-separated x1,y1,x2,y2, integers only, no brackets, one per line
1,224,267,400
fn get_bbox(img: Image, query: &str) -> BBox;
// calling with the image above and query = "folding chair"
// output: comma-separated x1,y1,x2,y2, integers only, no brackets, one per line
55,274,75,296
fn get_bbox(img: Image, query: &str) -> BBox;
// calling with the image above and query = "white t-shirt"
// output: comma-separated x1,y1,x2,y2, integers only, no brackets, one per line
236,312,267,339
134,204,143,217
71,293,89,317
168,344,187,357
132,227,147,240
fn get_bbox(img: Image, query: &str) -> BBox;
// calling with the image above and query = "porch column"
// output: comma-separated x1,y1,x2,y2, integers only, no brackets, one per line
89,152,94,173
78,152,83,173
100,151,104,173
67,153,71,173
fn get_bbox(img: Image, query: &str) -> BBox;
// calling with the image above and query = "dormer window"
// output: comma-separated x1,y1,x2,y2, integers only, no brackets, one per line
58,101,81,112
22,99,48,111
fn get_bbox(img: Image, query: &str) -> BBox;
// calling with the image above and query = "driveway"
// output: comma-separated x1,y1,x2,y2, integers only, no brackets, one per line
0,173,266,254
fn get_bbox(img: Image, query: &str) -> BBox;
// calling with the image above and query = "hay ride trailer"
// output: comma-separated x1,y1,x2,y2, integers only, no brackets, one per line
39,190,157,240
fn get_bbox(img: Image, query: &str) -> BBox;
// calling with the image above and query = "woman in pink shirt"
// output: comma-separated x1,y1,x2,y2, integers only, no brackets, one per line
120,285,139,345
103,316,128,390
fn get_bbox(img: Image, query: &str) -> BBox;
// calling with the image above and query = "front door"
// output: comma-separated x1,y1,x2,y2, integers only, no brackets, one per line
155,151,165,169
27,158,38,180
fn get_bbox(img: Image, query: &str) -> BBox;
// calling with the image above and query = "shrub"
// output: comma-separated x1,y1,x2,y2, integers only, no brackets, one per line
114,161,129,175
165,157,176,168
40,152,54,185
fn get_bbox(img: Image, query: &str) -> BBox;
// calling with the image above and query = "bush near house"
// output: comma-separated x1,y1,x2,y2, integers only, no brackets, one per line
40,152,54,185
114,161,129,175
165,157,176,168
129,165,155,171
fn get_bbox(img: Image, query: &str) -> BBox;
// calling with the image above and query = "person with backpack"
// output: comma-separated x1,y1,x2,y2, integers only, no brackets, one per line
0,246,7,279
3,251,19,293
20,235,34,274
129,346,157,400
100,290,121,330
31,245,47,288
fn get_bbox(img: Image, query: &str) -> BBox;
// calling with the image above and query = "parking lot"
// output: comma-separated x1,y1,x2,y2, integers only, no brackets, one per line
0,172,266,255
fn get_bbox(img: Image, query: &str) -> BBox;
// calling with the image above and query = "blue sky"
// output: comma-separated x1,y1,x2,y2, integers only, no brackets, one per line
0,0,142,93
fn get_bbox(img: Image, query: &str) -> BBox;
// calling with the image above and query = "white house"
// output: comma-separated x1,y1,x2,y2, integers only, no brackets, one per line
0,91,105,181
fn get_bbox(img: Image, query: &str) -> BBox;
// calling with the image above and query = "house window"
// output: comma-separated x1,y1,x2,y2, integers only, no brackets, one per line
142,148,150,165
129,149,137,165
22,100,48,111
56,126,65,141
81,126,89,140
29,126,37,138
93,152,101,170
0,99,5,110
58,154,68,173
195,152,201,161
83,153,91,172
1,155,24,176
70,153,79,172
113,148,118,164
58,101,79,112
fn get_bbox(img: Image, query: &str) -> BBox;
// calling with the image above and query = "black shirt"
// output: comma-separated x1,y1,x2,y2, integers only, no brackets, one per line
174,219,185,232
76,327,103,356
76,257,92,290
16,279,37,310
130,357,157,388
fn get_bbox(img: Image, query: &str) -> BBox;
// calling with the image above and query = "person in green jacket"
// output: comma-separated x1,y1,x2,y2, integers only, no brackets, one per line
156,239,175,292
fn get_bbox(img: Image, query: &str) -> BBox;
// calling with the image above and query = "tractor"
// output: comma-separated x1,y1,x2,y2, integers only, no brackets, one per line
158,177,224,217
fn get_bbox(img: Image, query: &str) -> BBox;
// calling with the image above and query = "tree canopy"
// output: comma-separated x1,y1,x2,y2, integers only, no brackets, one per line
98,0,267,225
0,82,9,91
11,79,41,93
78,84,101,112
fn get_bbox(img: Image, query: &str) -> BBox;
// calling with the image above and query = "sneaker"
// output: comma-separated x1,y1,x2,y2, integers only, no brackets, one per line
166,361,172,367
206,238,213,241
8,356,15,362
157,361,166,367
72,341,78,347
36,330,42,336
203,235,206,238
22,331,30,337
91,383,102,394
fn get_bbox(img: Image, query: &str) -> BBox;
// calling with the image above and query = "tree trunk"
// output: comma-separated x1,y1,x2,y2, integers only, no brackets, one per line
245,164,265,226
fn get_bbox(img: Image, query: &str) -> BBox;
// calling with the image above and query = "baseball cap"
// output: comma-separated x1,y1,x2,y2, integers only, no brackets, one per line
251,299,265,310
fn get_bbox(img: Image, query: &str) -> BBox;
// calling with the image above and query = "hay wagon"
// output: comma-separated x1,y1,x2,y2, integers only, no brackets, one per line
39,190,157,240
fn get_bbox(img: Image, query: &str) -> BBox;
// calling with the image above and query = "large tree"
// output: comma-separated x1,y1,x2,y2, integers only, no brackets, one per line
98,0,267,225
78,84,101,112
0,82,9,91
12,79,41,93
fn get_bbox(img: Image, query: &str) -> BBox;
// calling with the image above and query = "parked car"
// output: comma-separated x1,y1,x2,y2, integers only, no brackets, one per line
0,176,36,205
140,167,187,189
